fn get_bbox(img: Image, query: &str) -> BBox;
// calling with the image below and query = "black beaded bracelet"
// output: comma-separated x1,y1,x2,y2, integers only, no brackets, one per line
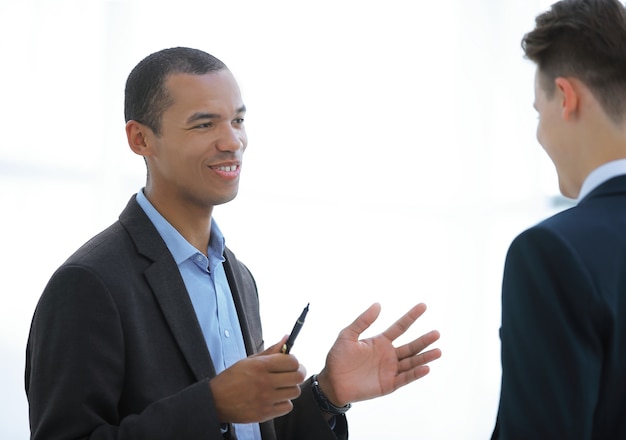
311,375,351,415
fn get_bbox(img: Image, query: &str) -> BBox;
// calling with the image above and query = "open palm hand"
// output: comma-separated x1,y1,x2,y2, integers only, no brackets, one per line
317,303,441,407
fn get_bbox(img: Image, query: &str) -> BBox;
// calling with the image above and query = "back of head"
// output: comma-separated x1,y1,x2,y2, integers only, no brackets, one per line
124,47,227,135
522,0,626,123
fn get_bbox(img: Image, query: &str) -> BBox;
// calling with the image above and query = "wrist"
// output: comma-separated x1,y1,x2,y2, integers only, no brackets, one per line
312,373,351,415
316,371,342,406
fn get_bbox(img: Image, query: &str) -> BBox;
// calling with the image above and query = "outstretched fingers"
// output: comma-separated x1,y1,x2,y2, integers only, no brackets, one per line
394,342,442,390
397,346,442,372
340,302,382,340
396,329,441,361
381,303,428,342
393,364,432,390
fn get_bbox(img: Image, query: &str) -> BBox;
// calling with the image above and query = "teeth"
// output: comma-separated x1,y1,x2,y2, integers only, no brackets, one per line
216,165,237,172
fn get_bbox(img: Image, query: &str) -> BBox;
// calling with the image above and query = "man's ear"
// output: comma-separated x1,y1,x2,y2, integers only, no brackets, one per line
126,120,154,157
555,77,579,121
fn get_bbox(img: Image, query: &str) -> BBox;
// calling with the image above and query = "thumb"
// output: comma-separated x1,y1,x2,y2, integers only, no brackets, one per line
257,335,289,356
341,302,381,340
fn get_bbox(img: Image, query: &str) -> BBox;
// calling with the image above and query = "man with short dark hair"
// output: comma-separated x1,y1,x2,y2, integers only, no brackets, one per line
25,47,441,440
492,1,626,438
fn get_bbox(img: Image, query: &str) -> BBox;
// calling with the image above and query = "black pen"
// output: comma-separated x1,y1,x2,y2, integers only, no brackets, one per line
281,303,310,354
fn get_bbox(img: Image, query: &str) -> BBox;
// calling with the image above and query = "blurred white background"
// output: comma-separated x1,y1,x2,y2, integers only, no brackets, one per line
1,0,565,438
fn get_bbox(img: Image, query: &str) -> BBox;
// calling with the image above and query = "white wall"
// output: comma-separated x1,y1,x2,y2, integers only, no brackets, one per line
0,0,562,438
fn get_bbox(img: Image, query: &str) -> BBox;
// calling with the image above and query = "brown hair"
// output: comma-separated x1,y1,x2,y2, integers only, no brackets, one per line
522,0,626,122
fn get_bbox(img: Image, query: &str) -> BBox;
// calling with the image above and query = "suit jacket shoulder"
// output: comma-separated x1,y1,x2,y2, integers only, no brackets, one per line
493,175,626,438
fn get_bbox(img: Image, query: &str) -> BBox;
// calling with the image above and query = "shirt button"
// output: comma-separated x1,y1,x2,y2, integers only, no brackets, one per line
224,330,230,338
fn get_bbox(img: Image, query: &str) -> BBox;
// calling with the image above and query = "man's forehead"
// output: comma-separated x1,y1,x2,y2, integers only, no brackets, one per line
164,70,244,110
165,70,237,91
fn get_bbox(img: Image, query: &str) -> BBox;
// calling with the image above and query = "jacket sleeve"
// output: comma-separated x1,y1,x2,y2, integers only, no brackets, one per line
493,227,605,439
25,265,226,440
274,377,348,440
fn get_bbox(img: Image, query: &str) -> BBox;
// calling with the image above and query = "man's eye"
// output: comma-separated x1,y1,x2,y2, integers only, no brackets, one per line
234,118,245,124
194,122,212,129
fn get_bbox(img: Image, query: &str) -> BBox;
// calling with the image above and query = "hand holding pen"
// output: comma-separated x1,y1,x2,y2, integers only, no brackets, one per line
209,318,308,423
281,303,309,354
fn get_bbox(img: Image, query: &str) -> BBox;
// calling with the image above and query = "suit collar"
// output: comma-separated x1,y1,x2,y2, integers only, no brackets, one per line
579,174,626,204
223,248,256,355
119,195,218,380
578,159,626,201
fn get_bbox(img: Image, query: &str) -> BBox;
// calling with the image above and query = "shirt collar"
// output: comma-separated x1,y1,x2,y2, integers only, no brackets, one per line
578,159,626,202
135,189,225,265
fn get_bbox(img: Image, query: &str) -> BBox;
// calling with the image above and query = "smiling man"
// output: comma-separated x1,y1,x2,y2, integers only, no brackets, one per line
25,47,441,440
491,1,626,438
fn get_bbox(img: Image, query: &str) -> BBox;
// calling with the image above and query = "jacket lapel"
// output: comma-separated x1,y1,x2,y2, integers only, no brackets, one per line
145,259,217,380
120,196,217,381
223,250,276,440
120,195,276,439
223,248,264,355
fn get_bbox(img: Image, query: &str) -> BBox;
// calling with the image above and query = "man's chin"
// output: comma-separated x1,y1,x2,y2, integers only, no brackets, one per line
213,191,239,206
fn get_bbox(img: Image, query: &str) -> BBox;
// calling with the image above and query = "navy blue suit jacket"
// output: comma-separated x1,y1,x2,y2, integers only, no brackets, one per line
25,195,344,440
492,175,626,439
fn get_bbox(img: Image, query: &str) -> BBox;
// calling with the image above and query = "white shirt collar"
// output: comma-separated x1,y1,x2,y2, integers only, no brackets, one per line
578,159,626,202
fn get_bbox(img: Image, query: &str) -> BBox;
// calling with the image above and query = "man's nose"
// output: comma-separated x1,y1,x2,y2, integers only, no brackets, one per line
216,126,245,152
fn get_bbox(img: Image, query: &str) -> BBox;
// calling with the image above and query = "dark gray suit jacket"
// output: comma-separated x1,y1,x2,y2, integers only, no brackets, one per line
26,195,344,440
492,176,626,439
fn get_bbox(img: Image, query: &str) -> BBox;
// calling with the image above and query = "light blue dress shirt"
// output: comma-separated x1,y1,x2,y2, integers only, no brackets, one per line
578,159,626,202
136,190,261,440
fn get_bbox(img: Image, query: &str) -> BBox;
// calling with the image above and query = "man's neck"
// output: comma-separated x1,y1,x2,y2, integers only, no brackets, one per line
143,188,213,256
